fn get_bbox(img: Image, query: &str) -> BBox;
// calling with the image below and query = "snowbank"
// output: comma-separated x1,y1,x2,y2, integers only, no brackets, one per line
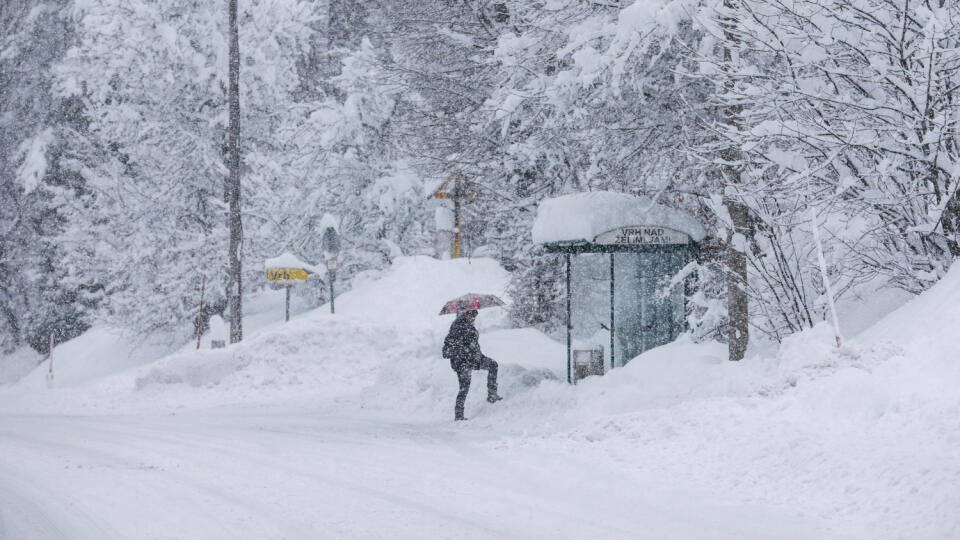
334,256,511,330
860,262,960,356
0,346,41,386
13,327,174,389
0,256,521,413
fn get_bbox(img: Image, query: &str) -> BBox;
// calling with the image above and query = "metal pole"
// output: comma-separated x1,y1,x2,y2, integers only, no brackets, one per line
329,273,335,314
285,284,291,322
610,253,615,371
566,253,572,385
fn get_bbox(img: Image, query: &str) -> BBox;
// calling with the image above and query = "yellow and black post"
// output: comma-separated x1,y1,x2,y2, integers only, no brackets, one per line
453,174,462,258
432,173,474,259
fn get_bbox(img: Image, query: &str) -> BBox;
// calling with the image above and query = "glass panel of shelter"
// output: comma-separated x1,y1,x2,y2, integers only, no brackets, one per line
570,253,611,352
571,247,692,368
615,249,690,365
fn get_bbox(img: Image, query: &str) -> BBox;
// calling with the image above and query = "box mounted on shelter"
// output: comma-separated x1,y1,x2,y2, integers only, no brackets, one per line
572,346,604,384
532,191,706,384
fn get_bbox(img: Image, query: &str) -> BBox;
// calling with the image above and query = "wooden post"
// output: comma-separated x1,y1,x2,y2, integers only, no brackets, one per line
285,284,291,322
453,174,462,258
196,274,206,349
432,173,473,259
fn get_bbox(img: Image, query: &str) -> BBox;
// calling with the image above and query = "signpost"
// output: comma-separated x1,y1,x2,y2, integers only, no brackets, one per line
322,225,341,314
431,173,475,258
262,219,342,321
265,267,312,322
326,258,338,314
265,252,317,323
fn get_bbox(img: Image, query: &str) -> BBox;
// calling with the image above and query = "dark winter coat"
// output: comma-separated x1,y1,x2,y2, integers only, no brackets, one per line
443,315,483,369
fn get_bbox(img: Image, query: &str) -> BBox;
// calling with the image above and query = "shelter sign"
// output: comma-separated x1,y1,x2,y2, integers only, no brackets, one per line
266,268,310,284
594,226,691,246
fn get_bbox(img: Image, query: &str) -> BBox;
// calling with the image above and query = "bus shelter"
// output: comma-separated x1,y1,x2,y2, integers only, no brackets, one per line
532,192,706,384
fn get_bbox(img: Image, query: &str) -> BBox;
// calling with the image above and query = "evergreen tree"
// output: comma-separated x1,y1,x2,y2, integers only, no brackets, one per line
0,0,97,354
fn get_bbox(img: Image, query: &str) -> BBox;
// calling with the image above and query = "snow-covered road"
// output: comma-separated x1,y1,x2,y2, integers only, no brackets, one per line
0,407,825,539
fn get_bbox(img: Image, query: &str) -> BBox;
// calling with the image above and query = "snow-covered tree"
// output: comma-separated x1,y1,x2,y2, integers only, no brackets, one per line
57,0,319,336
6,0,957,353
701,0,960,340
0,0,97,354
475,1,725,333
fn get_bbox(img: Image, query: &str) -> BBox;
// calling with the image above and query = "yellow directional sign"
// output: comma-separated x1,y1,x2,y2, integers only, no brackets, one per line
266,268,310,284
431,173,475,200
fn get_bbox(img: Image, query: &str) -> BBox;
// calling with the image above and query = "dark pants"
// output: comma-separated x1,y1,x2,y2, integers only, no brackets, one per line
453,356,498,419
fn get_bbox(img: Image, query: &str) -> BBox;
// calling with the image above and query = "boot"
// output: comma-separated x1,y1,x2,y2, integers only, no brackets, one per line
487,394,503,403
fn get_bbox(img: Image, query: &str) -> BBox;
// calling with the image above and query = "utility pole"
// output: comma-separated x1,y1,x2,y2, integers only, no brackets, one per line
432,173,474,258
227,0,243,343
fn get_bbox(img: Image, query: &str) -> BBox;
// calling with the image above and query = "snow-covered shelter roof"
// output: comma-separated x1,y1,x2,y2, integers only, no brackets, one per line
532,191,707,245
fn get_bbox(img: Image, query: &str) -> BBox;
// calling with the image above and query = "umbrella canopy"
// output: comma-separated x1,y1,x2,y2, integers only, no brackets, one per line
439,293,506,315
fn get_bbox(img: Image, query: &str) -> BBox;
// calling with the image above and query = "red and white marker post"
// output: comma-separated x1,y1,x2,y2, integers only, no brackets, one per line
46,333,55,387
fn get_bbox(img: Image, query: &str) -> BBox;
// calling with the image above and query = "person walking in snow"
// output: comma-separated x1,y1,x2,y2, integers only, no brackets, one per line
443,309,502,421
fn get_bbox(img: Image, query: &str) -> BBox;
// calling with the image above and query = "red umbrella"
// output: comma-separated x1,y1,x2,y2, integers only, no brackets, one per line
439,293,506,315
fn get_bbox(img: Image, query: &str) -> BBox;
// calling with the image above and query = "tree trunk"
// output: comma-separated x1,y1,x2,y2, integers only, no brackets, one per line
722,0,749,361
939,187,960,258
227,0,243,343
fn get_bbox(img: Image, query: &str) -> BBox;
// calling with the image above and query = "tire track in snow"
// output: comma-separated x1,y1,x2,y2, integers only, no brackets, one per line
0,415,526,538
0,416,317,539
0,446,115,540
1,412,825,539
